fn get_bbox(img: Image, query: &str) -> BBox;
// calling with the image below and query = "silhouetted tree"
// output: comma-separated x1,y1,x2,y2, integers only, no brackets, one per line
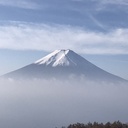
66,121,128,128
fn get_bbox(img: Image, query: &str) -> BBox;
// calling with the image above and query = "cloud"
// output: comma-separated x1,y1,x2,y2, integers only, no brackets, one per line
0,0,40,9
0,78,128,128
91,0,128,12
88,14,106,30
99,0,128,6
0,22,128,54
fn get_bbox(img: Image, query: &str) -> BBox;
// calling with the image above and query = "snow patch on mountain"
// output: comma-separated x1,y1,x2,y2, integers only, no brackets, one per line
34,49,78,67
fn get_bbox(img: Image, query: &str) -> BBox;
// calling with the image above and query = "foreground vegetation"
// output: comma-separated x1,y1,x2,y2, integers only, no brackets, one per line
61,121,128,128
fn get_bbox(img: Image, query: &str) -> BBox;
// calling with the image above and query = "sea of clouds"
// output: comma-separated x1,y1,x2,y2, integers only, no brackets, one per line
0,78,128,128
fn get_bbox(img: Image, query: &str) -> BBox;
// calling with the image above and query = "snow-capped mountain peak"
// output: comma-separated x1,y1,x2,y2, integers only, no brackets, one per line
34,49,78,67
3,49,128,83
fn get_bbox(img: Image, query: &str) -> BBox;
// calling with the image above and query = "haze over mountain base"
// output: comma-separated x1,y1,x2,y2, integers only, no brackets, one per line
0,78,128,128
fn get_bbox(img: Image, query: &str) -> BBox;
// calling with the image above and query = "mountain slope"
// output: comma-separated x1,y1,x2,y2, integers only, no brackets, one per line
2,49,128,83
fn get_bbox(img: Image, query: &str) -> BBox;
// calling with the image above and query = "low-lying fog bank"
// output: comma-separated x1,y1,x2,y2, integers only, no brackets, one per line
0,78,128,128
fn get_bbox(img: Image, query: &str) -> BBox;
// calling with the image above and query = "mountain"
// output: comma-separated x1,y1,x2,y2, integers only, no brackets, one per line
2,49,128,83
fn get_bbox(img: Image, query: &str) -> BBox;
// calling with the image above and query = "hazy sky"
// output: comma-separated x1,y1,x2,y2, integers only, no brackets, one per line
0,0,128,79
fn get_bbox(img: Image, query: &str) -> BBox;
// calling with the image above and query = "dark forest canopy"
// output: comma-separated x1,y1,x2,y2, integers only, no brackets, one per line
61,121,128,128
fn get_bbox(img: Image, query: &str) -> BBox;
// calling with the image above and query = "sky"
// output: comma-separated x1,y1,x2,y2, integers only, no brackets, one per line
0,0,128,79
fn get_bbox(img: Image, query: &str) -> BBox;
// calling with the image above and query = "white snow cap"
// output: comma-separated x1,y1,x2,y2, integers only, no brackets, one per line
34,49,85,67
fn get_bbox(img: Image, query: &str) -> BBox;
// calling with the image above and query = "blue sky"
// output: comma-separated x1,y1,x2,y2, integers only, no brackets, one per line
0,0,128,79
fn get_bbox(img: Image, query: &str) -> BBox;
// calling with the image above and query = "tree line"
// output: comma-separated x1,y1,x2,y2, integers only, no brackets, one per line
61,121,128,128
